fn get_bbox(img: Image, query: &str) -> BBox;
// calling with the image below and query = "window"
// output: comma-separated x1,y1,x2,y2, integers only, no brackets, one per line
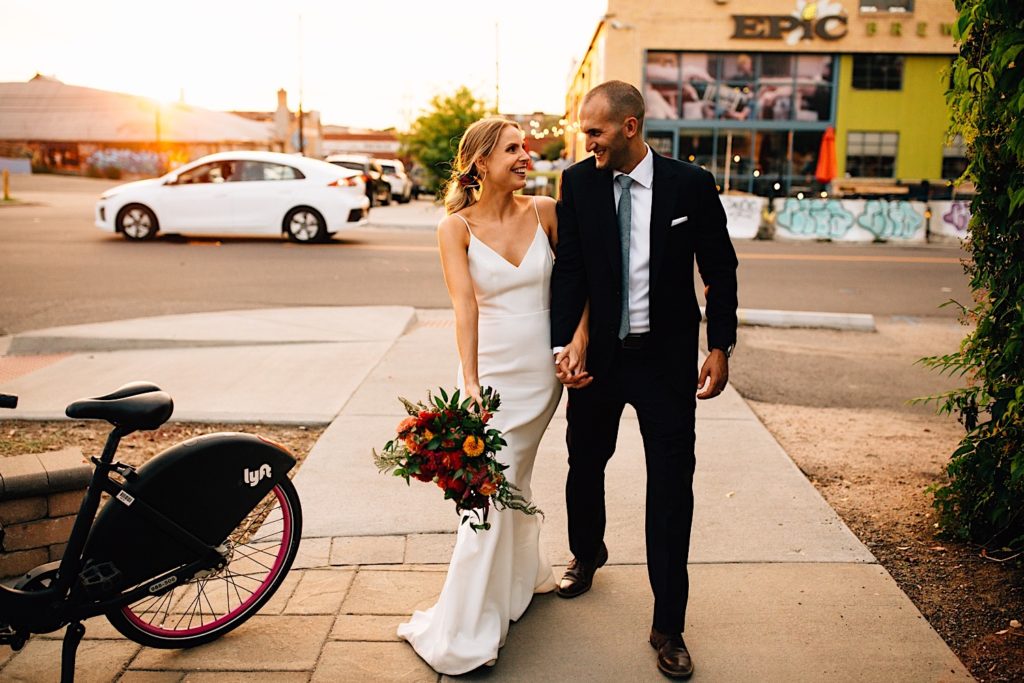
236,161,303,181
177,161,237,184
645,131,673,157
942,134,968,180
860,0,914,12
644,50,837,122
846,132,899,178
677,129,714,169
852,55,904,90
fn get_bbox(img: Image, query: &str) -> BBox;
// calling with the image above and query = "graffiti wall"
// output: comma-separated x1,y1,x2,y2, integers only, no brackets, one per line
721,194,767,240
930,200,972,240
774,198,929,242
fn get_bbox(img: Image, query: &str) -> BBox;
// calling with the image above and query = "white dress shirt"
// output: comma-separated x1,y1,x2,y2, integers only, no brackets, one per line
613,145,654,334
553,145,655,358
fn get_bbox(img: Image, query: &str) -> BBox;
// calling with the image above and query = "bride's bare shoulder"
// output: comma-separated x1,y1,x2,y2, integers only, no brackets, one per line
437,212,471,244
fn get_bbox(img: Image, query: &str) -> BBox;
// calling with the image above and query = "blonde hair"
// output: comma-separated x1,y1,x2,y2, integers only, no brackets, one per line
443,117,520,215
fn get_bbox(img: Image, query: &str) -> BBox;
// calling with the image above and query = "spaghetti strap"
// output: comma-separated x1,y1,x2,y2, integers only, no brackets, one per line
532,196,541,225
453,212,475,238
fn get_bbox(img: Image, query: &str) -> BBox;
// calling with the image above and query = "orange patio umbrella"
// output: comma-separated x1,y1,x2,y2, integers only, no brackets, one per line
815,126,837,185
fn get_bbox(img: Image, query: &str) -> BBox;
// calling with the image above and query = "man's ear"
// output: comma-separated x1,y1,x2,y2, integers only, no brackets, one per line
622,116,639,139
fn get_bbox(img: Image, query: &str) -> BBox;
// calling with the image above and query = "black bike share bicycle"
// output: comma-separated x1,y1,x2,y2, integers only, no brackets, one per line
0,382,303,682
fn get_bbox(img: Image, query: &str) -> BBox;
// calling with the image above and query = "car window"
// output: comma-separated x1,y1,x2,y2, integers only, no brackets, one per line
236,161,304,181
380,163,397,174
330,161,365,172
177,161,237,184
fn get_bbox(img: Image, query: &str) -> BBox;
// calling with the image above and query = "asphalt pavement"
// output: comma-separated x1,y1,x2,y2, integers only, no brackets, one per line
0,174,970,337
0,307,972,681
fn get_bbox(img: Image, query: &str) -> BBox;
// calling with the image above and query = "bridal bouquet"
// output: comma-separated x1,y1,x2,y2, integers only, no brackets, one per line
373,386,541,531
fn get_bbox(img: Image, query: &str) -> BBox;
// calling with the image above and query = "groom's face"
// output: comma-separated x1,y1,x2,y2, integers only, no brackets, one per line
580,94,630,172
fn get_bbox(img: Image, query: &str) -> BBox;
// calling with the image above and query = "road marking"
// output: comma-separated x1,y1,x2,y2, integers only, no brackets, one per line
738,253,962,265
0,354,70,383
341,244,437,253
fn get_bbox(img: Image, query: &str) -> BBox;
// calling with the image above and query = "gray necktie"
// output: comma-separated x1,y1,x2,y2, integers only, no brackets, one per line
616,175,634,340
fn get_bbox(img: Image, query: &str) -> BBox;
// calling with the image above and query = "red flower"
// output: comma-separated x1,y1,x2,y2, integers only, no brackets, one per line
442,451,464,471
417,411,438,428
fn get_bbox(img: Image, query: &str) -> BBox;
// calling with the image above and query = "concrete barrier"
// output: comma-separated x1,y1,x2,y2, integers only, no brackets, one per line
774,198,928,243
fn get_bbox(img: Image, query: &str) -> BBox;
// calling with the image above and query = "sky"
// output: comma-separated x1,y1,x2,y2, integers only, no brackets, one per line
0,0,608,130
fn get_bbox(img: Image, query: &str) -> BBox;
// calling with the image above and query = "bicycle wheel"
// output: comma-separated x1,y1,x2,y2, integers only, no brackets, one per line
106,478,302,648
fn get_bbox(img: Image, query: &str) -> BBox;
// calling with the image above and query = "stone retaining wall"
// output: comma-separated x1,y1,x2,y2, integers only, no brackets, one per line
0,448,89,578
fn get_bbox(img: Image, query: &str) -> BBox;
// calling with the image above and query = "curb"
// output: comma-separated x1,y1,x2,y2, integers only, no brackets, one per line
736,308,876,331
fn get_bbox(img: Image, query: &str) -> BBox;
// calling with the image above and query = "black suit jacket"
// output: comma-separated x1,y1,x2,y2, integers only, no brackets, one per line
551,152,738,380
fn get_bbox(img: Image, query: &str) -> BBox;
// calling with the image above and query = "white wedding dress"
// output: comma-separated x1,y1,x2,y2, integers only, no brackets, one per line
397,203,561,674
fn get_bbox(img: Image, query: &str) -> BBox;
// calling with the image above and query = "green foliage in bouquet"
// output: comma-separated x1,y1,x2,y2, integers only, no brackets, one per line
373,386,541,531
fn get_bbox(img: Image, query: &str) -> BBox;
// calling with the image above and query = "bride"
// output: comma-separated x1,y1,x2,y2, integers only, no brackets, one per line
397,117,590,674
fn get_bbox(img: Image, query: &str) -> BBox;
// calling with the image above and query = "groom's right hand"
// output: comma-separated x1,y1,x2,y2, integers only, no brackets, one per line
555,345,593,389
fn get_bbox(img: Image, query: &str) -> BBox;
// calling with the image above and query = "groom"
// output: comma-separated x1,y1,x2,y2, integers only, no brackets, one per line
551,80,738,679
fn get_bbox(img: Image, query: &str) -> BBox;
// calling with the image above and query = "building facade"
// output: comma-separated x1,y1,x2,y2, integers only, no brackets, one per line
0,75,279,177
566,0,960,197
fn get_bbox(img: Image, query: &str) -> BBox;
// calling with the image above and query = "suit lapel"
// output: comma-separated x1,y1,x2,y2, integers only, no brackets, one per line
648,153,675,293
594,167,620,277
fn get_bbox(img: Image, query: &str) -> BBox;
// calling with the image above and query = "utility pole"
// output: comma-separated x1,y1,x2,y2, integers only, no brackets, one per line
297,13,305,155
495,21,500,114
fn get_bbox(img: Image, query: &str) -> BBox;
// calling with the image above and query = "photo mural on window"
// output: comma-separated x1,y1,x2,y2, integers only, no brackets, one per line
644,51,836,122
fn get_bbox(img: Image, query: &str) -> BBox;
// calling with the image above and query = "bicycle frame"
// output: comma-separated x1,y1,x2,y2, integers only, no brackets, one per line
0,426,220,633
0,425,295,635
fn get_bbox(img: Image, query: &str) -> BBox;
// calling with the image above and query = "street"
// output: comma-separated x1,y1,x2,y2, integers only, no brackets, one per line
0,174,972,413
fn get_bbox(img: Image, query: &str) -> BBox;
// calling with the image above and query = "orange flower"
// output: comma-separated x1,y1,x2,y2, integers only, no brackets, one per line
397,417,417,435
478,480,497,496
462,435,485,457
421,429,435,443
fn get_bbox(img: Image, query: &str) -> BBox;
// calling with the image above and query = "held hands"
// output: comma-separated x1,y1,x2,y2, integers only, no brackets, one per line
555,339,593,390
696,348,729,400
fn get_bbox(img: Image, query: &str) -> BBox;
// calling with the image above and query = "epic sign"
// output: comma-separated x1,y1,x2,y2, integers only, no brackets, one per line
731,13,849,41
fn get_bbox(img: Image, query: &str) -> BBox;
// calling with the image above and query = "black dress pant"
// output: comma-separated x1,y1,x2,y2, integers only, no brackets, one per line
565,339,697,635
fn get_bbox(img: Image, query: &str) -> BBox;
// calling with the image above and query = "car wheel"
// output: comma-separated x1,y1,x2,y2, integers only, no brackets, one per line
382,191,391,207
117,204,158,240
284,207,326,243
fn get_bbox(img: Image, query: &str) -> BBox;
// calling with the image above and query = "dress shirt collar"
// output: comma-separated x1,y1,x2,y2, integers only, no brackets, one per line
612,144,654,189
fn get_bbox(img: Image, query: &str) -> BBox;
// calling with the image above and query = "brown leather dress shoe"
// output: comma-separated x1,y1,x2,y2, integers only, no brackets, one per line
555,543,608,598
649,629,693,679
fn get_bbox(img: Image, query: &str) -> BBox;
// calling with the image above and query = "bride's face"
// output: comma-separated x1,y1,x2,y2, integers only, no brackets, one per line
479,126,530,192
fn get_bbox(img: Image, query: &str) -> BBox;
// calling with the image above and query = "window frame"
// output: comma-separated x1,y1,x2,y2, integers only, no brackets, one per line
846,131,899,178
851,54,905,91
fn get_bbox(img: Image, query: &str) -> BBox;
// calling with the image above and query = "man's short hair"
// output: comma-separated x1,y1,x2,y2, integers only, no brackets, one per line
584,81,645,127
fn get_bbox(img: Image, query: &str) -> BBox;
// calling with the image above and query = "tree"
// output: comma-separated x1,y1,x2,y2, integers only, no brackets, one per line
541,138,565,162
922,0,1024,551
399,87,492,197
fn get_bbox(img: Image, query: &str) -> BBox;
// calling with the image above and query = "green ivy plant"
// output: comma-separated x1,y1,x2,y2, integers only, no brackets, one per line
920,1,1024,552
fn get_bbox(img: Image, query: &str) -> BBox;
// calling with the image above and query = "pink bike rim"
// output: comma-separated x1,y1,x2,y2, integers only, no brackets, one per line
121,484,293,638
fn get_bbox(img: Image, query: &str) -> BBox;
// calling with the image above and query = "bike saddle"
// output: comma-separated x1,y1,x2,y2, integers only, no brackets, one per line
65,382,174,431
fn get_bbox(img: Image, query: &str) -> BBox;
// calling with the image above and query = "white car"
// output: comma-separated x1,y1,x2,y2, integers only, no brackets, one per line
95,151,369,243
378,159,413,204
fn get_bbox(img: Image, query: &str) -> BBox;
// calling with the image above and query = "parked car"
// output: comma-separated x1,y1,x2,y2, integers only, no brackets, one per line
94,151,369,243
408,164,433,200
325,154,391,207
378,159,412,204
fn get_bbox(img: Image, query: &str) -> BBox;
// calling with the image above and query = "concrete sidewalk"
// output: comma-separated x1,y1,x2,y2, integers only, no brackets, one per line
0,308,971,682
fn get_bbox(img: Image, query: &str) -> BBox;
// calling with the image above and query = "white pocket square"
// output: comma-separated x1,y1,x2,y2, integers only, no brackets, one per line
670,216,689,227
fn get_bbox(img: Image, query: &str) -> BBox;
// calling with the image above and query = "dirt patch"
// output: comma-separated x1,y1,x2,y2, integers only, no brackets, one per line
1,420,326,471
750,402,1024,683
